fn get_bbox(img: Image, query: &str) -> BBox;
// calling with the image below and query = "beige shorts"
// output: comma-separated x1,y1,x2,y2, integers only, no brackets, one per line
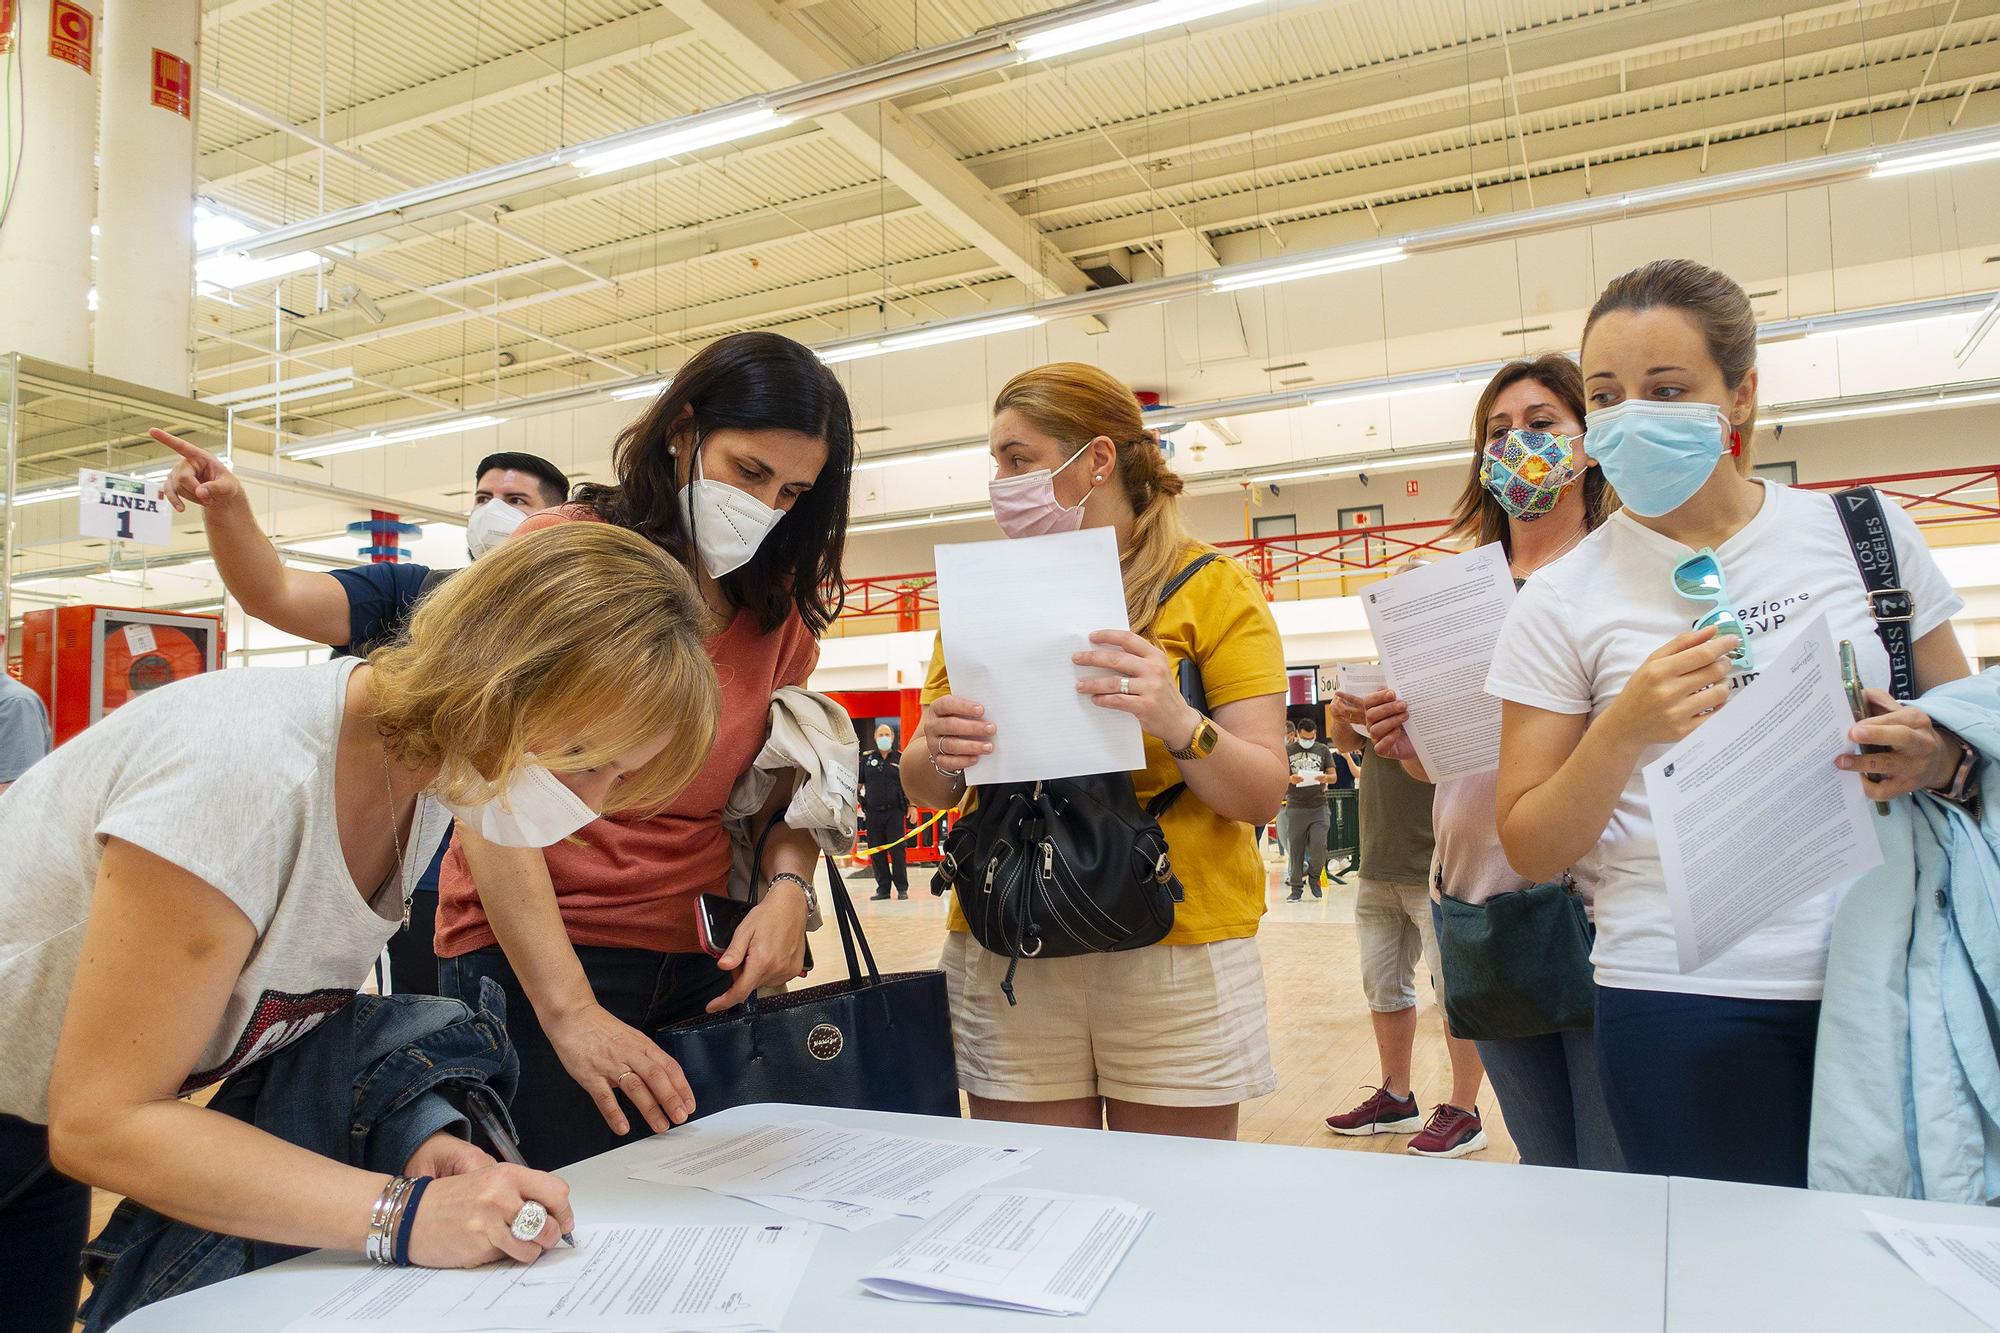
1354,876,1441,1013
939,931,1277,1107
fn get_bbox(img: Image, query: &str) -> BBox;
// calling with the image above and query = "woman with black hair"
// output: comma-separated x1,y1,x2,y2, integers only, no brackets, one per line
433,331,858,1169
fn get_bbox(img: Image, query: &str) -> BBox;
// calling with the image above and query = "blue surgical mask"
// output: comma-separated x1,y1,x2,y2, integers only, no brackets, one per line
1582,399,1729,518
876,736,893,752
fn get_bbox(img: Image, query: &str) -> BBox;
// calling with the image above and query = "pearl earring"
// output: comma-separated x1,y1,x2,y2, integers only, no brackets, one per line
1093,473,1104,482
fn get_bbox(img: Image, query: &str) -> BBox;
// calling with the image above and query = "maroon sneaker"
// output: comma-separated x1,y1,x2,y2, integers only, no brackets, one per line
1407,1103,1488,1158
1325,1086,1423,1136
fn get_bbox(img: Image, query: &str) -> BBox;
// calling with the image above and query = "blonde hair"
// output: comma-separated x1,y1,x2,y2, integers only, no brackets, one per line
1583,258,1760,475
993,362,1195,634
369,523,718,818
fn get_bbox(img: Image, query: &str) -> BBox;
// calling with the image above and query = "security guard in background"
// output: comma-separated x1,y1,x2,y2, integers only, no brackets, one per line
859,722,914,900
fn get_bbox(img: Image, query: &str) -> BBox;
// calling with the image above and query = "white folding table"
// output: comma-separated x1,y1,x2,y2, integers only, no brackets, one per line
117,1102,1671,1332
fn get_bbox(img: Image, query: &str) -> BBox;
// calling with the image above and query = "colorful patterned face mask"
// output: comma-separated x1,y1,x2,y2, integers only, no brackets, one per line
1481,429,1580,522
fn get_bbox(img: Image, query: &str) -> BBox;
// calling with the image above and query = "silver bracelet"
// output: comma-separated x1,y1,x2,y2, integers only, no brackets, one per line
767,870,819,918
367,1176,413,1265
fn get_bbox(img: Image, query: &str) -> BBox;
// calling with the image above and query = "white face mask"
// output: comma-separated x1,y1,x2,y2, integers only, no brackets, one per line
465,499,527,560
440,762,600,848
679,444,783,579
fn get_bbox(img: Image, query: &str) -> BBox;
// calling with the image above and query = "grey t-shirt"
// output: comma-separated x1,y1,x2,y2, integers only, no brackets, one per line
0,675,52,783
0,657,449,1123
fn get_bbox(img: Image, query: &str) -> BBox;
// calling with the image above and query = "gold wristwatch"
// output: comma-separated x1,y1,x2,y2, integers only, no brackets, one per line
1169,715,1221,761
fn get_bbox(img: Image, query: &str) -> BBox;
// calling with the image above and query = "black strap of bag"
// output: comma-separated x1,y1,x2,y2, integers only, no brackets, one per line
1833,486,1916,700
1146,550,1223,818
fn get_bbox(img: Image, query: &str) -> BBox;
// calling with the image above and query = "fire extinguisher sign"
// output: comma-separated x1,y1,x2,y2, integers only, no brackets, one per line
0,1,16,57
48,0,90,73
151,49,190,117
78,469,172,546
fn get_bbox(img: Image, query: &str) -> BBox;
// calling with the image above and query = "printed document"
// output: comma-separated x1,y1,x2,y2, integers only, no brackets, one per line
283,1224,818,1333
1359,545,1516,780
860,1189,1150,1316
934,527,1145,785
1645,616,1885,972
1335,663,1388,739
629,1120,1035,1221
1870,1211,2000,1330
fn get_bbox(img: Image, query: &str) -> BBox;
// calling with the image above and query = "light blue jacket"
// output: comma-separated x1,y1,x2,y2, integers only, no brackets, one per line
1810,670,2000,1203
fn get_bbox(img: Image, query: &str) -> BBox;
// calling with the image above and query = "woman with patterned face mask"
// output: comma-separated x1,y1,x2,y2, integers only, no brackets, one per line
1486,260,1972,1189
1332,354,1623,1169
432,331,858,1171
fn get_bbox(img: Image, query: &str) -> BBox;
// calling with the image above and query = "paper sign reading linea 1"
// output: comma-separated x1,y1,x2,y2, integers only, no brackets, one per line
77,470,172,546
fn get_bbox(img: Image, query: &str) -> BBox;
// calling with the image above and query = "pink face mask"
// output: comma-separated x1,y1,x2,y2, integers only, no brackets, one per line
988,442,1092,539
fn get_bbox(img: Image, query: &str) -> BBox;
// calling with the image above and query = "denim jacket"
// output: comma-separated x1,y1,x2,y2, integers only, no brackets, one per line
79,978,518,1330
1810,670,2000,1203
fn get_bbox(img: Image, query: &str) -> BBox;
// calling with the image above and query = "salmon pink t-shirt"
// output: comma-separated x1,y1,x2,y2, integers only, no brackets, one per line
434,506,818,958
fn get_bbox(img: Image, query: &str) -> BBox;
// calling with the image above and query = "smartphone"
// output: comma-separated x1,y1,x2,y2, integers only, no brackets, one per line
1840,640,1891,816
695,893,755,958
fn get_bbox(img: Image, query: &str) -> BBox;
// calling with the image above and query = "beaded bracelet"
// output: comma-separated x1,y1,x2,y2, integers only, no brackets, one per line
393,1176,434,1268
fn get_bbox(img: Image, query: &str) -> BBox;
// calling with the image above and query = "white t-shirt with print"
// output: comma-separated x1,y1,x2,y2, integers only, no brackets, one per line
1485,480,1962,1001
0,657,450,1123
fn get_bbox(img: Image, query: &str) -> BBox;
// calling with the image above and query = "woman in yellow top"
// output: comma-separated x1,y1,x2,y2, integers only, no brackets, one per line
902,363,1289,1141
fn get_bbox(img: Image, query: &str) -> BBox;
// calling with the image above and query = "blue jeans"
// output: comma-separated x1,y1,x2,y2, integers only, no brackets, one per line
1594,984,1819,1186
0,1114,88,1333
439,944,733,1170
1475,1028,1624,1172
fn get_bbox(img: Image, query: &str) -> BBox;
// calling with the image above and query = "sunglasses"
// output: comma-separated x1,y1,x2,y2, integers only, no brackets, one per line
1671,547,1752,671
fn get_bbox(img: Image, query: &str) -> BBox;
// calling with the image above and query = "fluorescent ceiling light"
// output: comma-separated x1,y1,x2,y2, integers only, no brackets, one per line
1016,0,1260,60
193,202,260,250
1211,245,1408,294
607,381,665,401
1312,380,1467,407
818,342,884,365
854,445,989,473
289,414,505,461
1252,449,1471,486
880,314,1042,353
576,108,792,177
1767,389,2000,426
197,248,321,291
207,369,356,409
851,507,993,534
1872,141,2000,179
12,484,81,507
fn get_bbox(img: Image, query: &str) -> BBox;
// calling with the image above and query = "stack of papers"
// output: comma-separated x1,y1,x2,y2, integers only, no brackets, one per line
629,1121,1036,1231
860,1189,1151,1316
283,1224,819,1333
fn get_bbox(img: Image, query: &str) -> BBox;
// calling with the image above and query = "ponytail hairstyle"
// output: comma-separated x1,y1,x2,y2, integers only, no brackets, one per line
1582,258,1761,474
992,363,1193,635
575,331,855,634
1447,353,1616,556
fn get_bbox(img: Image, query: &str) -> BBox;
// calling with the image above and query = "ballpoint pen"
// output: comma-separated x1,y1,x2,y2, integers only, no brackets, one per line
467,1092,576,1247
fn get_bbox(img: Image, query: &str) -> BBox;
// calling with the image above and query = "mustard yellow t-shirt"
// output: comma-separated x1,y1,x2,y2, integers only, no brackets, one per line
923,545,1285,946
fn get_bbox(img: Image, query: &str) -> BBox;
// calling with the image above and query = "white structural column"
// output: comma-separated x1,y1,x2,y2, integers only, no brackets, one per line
0,0,103,368
95,0,198,391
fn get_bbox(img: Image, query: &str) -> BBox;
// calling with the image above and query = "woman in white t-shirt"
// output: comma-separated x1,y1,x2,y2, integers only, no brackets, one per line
0,524,718,1332
1487,259,1972,1187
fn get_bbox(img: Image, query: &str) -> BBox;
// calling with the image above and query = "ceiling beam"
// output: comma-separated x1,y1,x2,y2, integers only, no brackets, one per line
658,0,1102,317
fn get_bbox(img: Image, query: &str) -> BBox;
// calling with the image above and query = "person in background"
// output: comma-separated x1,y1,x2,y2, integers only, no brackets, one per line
0,671,52,795
1280,716,1349,900
156,435,572,998
437,331,856,1170
1270,717,1298,857
1324,732,1491,1156
859,723,914,901
1341,354,1623,1171
0,524,716,1332
904,362,1288,1141
1490,261,1970,1186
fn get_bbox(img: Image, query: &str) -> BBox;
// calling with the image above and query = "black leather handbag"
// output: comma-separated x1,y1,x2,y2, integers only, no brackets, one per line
654,853,960,1121
931,553,1220,1005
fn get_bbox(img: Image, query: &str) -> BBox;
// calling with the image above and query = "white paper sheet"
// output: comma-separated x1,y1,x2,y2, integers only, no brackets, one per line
1869,1211,2000,1330
934,527,1145,785
1358,545,1516,780
1645,615,1886,972
282,1224,818,1333
860,1189,1150,1316
1335,663,1388,738
629,1121,1035,1220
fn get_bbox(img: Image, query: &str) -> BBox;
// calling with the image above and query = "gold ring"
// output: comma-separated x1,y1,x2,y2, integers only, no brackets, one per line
616,1069,637,1084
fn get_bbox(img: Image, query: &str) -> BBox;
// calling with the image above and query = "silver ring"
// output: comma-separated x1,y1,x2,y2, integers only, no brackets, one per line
1119,677,1132,695
510,1201,549,1242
